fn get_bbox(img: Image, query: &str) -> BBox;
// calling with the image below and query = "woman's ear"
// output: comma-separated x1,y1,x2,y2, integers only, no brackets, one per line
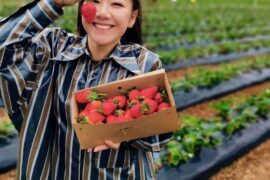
128,10,139,28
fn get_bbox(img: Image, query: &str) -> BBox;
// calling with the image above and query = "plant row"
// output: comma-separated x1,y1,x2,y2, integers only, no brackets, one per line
170,56,270,92
158,38,270,65
0,121,16,137
145,27,270,50
158,87,270,168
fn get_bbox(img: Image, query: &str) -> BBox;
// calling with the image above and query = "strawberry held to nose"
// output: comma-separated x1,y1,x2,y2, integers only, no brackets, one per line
81,2,96,23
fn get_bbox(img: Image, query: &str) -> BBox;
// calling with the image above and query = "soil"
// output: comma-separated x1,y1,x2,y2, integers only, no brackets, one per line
210,139,270,180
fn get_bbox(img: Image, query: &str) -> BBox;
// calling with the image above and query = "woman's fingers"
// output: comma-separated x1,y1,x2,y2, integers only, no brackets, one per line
93,145,110,152
87,141,120,153
54,0,79,7
104,140,120,149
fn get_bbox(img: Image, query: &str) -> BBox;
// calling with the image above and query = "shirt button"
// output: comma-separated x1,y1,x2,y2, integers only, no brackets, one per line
32,83,38,88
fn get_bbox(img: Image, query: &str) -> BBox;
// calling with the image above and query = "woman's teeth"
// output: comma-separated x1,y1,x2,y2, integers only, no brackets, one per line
94,23,112,29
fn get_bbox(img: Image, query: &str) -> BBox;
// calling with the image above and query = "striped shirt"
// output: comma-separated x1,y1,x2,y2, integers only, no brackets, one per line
0,0,172,179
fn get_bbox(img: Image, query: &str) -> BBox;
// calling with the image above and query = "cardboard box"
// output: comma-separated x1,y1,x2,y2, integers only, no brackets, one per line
71,69,180,149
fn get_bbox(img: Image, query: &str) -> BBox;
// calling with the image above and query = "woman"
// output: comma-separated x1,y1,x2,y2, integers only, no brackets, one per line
0,0,172,179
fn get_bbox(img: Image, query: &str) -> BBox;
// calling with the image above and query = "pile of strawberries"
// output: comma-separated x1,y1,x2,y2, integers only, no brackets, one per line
75,86,171,125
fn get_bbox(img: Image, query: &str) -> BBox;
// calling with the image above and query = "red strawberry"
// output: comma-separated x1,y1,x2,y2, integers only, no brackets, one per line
111,96,127,108
128,89,141,100
140,86,158,99
106,115,118,124
75,89,91,104
100,101,116,116
114,109,125,117
116,115,129,123
124,110,133,121
81,2,96,23
84,100,102,112
158,102,170,111
130,104,143,119
77,110,90,124
75,89,105,104
127,99,140,109
141,99,158,115
78,110,104,124
154,93,164,103
96,121,104,125
88,111,105,124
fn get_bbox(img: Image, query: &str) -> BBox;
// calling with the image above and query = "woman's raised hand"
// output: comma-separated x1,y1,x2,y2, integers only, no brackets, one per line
54,0,79,7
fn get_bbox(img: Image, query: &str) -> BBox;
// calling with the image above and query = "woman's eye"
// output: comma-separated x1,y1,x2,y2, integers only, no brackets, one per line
112,3,124,7
93,0,100,4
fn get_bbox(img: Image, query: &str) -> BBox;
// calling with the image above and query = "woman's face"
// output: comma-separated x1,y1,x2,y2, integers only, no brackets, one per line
82,0,138,47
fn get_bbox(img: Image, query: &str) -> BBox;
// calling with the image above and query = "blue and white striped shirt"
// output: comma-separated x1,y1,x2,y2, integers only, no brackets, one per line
0,0,172,179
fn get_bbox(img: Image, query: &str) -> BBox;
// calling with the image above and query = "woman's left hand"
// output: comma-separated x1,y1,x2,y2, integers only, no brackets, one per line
88,140,120,152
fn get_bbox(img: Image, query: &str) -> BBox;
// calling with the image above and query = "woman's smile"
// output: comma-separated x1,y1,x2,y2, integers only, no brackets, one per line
93,22,114,30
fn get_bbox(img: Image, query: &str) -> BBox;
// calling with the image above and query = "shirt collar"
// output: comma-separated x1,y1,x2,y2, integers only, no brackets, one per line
51,37,141,75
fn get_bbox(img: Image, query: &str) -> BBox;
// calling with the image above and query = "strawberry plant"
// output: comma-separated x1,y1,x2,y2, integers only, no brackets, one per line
159,88,270,168
170,55,270,92
0,121,16,137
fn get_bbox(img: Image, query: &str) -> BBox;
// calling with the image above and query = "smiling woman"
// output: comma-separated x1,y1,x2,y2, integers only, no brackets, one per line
0,0,172,179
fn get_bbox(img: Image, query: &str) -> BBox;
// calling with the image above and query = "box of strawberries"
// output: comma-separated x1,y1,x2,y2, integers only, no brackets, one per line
71,69,179,149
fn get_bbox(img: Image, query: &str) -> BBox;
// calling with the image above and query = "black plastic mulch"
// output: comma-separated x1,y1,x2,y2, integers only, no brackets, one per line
157,116,270,180
0,136,18,173
165,48,270,71
173,69,270,110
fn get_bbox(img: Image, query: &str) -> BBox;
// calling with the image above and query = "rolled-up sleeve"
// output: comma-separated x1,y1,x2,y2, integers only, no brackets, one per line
0,0,63,131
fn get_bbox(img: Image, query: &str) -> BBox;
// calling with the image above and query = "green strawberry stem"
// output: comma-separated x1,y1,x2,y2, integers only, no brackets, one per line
122,86,137,96
141,104,150,113
87,91,107,102
77,117,88,124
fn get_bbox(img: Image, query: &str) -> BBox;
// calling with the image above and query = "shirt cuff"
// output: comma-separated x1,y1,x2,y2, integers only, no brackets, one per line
33,0,63,28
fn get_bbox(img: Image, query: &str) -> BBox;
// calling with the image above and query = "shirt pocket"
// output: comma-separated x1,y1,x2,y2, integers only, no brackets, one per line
91,143,132,169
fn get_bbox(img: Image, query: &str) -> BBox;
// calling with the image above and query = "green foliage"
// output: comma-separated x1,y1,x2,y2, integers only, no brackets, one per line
0,121,16,137
162,115,223,166
170,56,270,92
161,88,270,167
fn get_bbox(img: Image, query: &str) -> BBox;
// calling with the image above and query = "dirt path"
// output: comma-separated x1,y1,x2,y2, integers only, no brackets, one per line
210,139,270,180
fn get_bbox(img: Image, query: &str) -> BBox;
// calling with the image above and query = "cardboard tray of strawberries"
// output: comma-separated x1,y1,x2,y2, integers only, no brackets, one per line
72,69,179,149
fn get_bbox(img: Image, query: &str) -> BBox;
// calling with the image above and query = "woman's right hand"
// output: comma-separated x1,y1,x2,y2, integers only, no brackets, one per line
54,0,79,8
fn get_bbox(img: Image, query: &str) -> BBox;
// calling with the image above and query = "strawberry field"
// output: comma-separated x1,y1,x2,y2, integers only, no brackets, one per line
1,0,270,179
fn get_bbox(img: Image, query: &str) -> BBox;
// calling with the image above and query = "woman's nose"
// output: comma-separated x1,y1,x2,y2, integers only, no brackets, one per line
95,3,111,18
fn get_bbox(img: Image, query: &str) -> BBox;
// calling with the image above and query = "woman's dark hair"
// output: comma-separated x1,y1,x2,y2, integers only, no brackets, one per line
77,0,142,44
